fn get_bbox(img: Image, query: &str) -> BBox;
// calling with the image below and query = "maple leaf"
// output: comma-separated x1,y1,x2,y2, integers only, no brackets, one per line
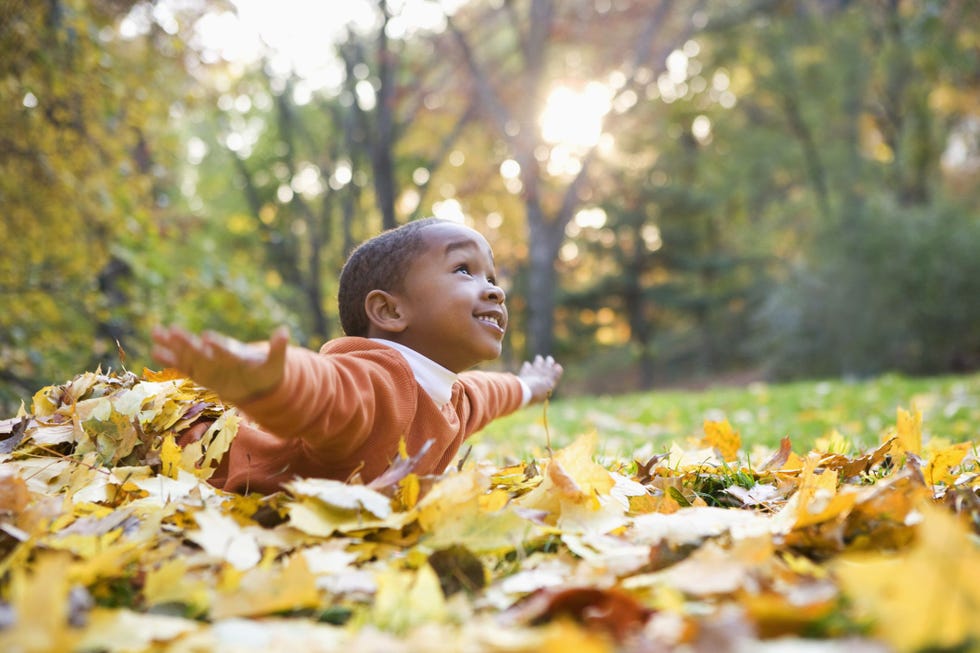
427,544,487,596
77,608,200,652
417,467,538,554
0,553,76,652
286,476,406,537
73,396,140,465
287,477,393,518
517,434,615,514
502,585,652,644
142,556,210,615
923,441,970,486
370,564,447,633
0,417,29,455
181,409,239,479
626,535,776,597
186,507,262,571
887,405,922,458
722,481,784,507
833,501,980,652
775,452,857,531
211,553,320,619
629,506,773,547
758,436,803,472
702,418,741,462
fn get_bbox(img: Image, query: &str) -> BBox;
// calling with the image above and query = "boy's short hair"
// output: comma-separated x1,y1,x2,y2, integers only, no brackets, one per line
338,217,448,337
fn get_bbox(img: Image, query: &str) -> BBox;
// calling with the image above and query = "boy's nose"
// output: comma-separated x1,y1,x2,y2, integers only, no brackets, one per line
484,282,505,304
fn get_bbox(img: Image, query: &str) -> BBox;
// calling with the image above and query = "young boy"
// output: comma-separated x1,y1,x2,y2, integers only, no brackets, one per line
152,218,563,494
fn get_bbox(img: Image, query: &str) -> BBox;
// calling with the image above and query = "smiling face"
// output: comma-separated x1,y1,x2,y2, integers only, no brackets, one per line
367,222,507,372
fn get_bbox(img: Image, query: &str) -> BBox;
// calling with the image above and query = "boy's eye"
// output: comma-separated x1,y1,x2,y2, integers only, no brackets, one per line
454,264,471,275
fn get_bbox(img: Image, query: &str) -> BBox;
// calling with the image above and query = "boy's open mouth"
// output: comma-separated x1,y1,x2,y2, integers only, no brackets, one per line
476,311,505,331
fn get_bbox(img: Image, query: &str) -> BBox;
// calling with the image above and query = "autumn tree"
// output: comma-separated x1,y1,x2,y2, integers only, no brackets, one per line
0,0,187,408
439,0,783,358
732,0,980,376
181,1,490,346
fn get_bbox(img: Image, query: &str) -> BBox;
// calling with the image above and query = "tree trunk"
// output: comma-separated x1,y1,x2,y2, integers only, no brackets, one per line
525,204,561,356
372,0,397,230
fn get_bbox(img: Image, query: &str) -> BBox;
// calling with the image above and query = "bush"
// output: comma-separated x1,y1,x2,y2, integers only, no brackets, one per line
756,198,980,379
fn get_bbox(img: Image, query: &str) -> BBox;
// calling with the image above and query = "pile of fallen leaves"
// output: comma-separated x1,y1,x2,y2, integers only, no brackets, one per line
1,368,978,653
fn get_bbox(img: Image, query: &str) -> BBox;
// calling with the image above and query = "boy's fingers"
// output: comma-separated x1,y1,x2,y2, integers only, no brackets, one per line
269,326,290,349
267,327,290,365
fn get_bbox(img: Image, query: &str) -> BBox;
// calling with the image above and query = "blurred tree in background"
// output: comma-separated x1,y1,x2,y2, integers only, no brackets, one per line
2,0,978,410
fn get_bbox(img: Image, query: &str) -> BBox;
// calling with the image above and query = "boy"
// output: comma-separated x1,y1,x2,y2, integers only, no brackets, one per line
152,218,563,494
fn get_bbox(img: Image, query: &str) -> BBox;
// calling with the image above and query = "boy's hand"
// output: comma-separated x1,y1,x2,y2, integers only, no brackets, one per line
519,355,563,404
151,325,290,404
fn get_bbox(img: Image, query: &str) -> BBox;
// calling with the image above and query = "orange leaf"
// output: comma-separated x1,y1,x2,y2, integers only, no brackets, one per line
703,419,741,462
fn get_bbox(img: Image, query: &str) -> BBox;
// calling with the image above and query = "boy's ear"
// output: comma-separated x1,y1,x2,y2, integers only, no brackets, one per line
364,290,408,333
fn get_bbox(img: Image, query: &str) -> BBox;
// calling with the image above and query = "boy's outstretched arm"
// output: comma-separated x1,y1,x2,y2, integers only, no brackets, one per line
151,325,290,404
518,355,564,404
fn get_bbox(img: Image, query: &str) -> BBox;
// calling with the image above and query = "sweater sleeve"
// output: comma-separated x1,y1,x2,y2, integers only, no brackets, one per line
457,370,526,437
234,344,415,461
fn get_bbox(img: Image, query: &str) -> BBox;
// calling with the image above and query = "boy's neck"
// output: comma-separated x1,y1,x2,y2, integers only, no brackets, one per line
369,338,458,406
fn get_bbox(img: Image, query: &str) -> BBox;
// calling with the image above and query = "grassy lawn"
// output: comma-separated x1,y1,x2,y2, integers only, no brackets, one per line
472,371,980,464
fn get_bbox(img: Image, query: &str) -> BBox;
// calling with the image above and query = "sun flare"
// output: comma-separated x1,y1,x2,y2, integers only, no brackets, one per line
539,82,612,150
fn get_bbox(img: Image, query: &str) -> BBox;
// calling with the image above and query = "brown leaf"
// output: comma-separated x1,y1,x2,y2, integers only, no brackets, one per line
427,544,487,596
759,436,793,472
0,417,29,454
503,585,653,643
367,438,434,491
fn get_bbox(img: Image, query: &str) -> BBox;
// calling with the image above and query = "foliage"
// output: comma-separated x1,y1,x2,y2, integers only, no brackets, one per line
716,0,980,379
757,198,980,378
0,0,167,402
1,368,979,652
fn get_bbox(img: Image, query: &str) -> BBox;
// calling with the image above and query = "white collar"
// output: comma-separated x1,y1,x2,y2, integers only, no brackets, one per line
370,339,458,406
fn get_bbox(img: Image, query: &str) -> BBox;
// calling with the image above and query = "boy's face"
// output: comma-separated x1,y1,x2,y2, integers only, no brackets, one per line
385,222,507,372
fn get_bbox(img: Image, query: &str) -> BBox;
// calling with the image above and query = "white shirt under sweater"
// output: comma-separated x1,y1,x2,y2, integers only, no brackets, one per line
371,339,531,408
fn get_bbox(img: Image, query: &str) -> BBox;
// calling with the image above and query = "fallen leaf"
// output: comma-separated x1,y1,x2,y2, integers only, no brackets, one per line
833,502,980,652
187,507,261,571
703,419,741,462
211,553,320,619
502,585,652,644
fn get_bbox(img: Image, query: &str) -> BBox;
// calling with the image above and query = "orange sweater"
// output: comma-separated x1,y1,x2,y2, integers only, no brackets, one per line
200,337,525,494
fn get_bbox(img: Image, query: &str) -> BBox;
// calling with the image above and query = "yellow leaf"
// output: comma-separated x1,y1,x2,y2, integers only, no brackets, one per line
399,473,420,509
160,433,181,479
78,608,200,652
286,477,393,519
143,556,210,615
814,428,850,455
535,620,615,653
782,453,857,529
371,564,446,633
198,409,239,477
703,419,741,462
178,410,240,479
923,441,970,486
211,554,320,619
834,502,980,652
423,501,535,554
518,433,615,517
0,553,75,653
417,468,536,553
890,405,922,457
30,384,62,417
417,467,489,530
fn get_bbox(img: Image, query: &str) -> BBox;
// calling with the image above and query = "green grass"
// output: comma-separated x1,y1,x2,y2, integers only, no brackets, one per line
471,371,980,464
